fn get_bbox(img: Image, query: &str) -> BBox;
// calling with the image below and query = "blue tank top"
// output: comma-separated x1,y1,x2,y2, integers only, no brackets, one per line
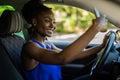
22,38,62,80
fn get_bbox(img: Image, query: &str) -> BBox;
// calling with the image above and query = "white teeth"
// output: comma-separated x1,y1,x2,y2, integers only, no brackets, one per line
47,30,53,34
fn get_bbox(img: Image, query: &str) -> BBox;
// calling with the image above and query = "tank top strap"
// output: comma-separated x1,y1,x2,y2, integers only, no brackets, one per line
30,37,51,49
45,43,51,50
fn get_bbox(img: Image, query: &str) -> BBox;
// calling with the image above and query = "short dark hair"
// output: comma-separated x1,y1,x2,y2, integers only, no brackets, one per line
21,0,51,24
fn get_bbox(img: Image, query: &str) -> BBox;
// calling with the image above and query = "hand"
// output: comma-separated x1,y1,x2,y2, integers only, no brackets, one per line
93,16,108,32
97,16,108,32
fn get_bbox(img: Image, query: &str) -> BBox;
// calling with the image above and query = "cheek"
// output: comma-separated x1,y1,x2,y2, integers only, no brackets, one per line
37,22,45,28
36,24,47,33
45,23,51,27
40,21,49,28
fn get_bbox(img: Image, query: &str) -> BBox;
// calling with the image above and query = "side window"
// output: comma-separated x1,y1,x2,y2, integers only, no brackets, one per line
45,4,117,44
14,32,25,39
46,4,95,42
0,5,15,16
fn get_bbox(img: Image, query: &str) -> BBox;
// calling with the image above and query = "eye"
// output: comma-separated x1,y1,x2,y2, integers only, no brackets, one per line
45,18,50,22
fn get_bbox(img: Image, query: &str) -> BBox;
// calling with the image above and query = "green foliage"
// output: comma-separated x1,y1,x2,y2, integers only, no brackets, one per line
0,5,15,16
46,4,95,33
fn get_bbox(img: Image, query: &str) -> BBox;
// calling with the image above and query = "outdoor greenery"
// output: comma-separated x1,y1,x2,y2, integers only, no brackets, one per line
46,4,95,33
0,5,15,16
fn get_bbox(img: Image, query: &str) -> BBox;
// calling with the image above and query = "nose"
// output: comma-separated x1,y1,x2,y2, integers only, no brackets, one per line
50,22,56,30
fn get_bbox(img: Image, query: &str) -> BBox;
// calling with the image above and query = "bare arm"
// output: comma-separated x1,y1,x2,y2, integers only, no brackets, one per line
22,18,107,65
75,33,109,60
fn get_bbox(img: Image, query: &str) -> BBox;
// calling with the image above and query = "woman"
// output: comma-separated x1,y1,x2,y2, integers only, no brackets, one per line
21,0,108,80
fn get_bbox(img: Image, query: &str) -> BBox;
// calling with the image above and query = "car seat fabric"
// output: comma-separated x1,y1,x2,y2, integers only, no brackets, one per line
0,10,25,80
0,45,23,80
0,35,25,69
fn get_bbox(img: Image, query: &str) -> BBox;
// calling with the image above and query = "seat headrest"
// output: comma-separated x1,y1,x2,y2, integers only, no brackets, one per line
0,10,23,35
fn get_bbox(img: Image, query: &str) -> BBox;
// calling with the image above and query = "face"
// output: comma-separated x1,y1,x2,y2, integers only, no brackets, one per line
33,10,56,37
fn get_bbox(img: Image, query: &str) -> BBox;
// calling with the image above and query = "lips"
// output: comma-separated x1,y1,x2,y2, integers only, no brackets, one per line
46,30,53,34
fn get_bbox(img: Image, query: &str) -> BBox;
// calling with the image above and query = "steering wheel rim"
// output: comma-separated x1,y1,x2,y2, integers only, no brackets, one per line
90,31,116,76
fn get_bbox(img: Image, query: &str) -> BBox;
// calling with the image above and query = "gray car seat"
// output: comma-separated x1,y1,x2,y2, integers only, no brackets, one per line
0,10,25,80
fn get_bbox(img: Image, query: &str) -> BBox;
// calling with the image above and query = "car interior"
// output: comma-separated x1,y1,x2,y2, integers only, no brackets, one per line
0,0,120,80
0,10,25,80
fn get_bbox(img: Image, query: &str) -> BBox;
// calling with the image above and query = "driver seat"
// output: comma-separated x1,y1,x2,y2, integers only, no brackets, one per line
0,10,25,80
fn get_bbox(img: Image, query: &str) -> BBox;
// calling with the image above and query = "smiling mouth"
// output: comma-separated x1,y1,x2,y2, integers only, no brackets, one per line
46,30,53,34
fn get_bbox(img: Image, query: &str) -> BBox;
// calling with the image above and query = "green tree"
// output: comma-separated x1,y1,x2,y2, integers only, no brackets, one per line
45,4,95,33
0,5,15,16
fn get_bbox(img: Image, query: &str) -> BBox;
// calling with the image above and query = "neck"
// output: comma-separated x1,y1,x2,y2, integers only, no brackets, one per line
30,37,47,48
31,35,47,43
30,27,47,43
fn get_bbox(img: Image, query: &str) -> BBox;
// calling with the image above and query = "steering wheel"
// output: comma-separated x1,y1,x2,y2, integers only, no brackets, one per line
90,31,116,77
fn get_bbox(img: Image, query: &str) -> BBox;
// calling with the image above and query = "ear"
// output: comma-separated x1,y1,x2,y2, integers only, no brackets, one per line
32,18,37,26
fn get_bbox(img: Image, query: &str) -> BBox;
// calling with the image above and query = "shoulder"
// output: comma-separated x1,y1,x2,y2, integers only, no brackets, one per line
21,41,46,59
23,41,35,48
22,41,41,53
